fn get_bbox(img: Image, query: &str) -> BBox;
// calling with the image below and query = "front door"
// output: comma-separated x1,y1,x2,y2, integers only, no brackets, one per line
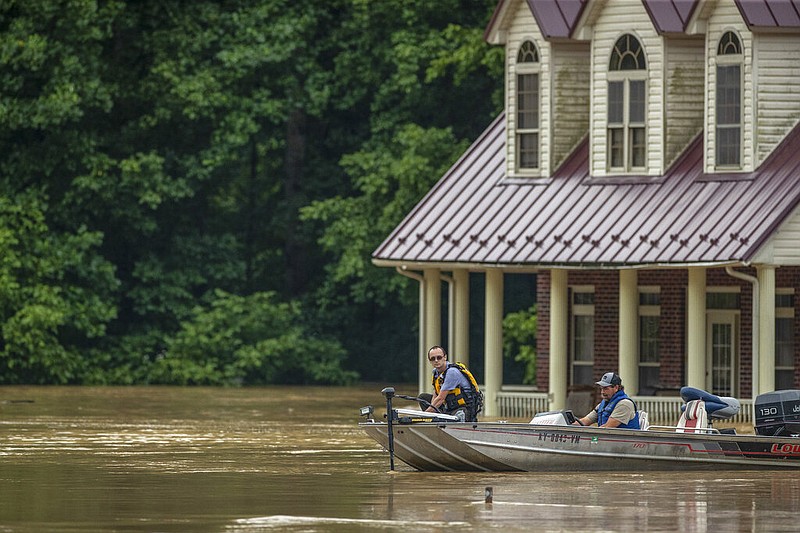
706,312,738,396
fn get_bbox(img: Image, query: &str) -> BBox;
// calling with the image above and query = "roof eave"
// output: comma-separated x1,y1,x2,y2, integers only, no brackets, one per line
373,257,747,271
484,0,512,44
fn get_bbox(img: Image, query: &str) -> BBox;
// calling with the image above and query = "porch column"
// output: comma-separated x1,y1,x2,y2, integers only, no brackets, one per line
619,269,639,394
549,269,568,410
423,268,441,392
758,265,776,396
484,269,503,417
452,269,470,367
687,267,706,390
417,276,426,394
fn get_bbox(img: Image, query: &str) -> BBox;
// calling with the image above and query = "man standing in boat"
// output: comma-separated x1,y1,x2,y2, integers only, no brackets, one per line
421,345,482,422
573,372,640,429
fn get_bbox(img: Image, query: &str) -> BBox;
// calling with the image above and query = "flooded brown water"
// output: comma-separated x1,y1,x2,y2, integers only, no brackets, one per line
1,385,799,532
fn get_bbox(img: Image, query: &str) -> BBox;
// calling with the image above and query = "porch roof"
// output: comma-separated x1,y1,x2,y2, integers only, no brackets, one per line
372,115,800,268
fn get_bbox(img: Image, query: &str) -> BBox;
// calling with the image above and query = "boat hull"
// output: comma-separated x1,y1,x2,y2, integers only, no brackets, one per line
361,421,800,471
361,422,520,471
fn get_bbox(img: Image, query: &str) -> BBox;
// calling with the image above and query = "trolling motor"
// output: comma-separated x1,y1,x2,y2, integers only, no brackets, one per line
382,387,396,471
361,388,462,471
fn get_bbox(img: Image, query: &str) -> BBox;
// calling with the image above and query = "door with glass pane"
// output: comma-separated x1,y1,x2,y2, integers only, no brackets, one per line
706,312,738,396
571,290,594,385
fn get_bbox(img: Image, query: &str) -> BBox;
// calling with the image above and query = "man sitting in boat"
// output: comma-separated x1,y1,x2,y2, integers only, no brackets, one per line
422,345,482,422
572,372,640,429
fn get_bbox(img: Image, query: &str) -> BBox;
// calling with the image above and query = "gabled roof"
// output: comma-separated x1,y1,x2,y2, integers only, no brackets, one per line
372,115,800,268
485,0,588,43
526,0,588,39
642,0,699,34
485,0,800,44
735,0,800,30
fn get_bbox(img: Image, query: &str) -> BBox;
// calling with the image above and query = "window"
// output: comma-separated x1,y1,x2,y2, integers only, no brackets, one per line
716,31,742,168
608,34,647,172
709,318,736,396
516,40,540,171
706,291,740,309
776,291,795,389
571,288,594,385
638,288,660,392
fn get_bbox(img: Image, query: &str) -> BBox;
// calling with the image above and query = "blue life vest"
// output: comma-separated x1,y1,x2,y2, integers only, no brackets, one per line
596,390,640,429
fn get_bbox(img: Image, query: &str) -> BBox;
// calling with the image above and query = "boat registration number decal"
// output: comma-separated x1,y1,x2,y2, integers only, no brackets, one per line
538,433,580,444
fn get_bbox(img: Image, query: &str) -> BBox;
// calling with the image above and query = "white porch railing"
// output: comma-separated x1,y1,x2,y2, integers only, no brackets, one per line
496,389,753,425
496,390,550,419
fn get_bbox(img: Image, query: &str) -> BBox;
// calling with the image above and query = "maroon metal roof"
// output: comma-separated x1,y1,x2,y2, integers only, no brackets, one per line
372,115,800,267
526,0,588,39
642,0,699,34
735,0,800,29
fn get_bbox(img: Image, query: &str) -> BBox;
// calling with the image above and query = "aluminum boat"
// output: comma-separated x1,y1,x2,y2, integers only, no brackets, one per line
360,387,800,471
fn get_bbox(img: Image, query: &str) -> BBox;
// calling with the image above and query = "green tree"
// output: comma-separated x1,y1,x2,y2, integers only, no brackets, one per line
0,0,502,384
0,192,118,383
302,0,503,379
503,305,538,385
0,1,122,383
151,290,356,385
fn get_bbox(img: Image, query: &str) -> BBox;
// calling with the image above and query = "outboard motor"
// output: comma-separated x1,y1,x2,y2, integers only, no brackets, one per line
754,390,800,437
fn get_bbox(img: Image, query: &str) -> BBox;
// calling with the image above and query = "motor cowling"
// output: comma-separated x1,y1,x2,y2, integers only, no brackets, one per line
755,390,800,437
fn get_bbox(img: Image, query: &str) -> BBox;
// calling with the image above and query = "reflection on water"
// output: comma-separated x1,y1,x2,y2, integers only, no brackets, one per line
1,386,799,532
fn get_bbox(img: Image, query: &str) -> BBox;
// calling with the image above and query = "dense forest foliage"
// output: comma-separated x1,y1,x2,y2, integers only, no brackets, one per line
0,0,505,385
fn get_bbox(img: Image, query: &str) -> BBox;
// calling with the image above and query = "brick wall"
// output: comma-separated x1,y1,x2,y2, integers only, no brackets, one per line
535,266,800,398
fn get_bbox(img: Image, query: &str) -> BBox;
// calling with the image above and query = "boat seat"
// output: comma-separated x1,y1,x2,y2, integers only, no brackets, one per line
679,386,740,420
638,410,649,430
676,400,708,433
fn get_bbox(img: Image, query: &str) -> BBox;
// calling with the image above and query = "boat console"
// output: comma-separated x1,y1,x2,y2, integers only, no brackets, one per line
529,410,578,425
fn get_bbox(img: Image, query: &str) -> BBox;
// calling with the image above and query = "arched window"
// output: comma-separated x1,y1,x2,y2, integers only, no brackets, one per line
516,40,539,171
716,31,742,168
607,34,647,171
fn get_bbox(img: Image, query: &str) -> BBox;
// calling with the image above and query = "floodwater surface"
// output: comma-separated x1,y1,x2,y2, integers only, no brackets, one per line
1,386,799,532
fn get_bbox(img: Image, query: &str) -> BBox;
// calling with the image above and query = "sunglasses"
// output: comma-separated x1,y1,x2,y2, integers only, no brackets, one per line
428,355,445,362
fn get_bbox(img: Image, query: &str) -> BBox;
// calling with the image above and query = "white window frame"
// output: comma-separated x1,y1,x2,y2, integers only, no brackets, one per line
715,30,743,170
515,40,540,174
570,286,595,386
705,287,741,397
638,286,660,390
607,34,647,173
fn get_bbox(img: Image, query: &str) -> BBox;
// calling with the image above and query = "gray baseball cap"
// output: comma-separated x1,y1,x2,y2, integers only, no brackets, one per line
596,372,622,387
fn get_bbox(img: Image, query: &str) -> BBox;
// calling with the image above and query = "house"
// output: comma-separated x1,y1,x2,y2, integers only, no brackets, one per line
371,0,800,419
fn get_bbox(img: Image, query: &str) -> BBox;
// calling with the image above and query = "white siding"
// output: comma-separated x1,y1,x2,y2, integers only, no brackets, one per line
551,42,591,170
664,37,705,167
754,34,800,164
590,2,663,177
704,3,754,173
506,0,550,177
752,205,800,265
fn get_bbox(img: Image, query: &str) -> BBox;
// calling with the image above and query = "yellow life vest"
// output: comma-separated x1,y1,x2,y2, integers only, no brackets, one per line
432,362,482,412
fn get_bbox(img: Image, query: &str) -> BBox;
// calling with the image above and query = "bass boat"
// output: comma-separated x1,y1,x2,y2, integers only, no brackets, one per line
359,387,800,471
